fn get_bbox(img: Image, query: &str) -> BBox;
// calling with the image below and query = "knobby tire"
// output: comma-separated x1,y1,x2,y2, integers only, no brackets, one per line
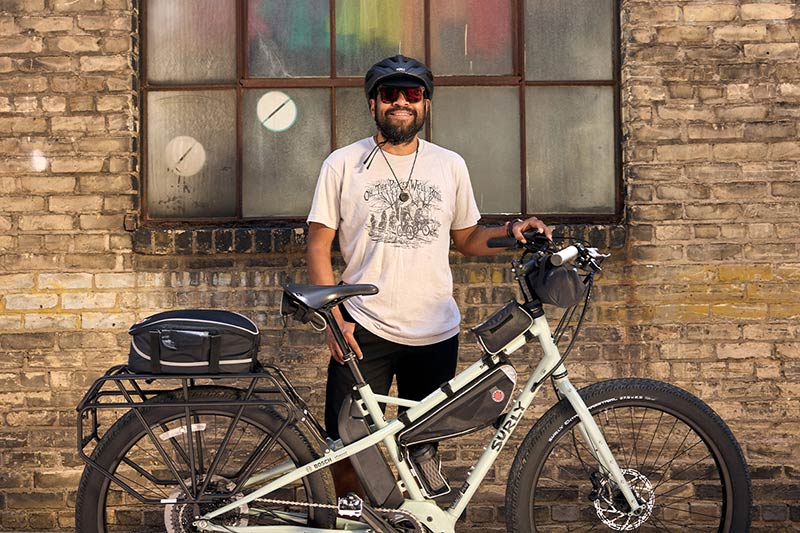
75,387,336,532
506,378,751,532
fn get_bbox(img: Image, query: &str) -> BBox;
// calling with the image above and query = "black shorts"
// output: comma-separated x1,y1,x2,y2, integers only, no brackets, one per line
324,310,459,440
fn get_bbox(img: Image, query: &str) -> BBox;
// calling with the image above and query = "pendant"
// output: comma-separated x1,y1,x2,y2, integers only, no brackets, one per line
398,191,410,202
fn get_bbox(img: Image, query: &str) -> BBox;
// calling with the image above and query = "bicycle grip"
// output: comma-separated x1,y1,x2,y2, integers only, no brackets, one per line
487,237,517,248
550,246,579,266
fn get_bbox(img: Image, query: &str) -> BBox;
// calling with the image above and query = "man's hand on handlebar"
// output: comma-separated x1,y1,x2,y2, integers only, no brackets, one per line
510,216,552,242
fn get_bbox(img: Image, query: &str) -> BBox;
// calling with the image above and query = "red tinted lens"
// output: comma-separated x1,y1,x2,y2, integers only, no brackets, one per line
403,86,424,102
378,86,424,103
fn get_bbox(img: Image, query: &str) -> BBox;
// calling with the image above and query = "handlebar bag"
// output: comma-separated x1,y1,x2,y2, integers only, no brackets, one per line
471,301,534,355
528,261,586,308
127,310,260,374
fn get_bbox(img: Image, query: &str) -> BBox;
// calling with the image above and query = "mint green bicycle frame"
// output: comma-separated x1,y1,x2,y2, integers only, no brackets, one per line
194,312,639,533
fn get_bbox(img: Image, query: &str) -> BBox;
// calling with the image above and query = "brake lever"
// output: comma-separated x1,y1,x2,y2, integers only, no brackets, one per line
579,247,610,273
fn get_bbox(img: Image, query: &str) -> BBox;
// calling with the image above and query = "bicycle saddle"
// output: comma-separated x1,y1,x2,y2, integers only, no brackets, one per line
282,283,379,310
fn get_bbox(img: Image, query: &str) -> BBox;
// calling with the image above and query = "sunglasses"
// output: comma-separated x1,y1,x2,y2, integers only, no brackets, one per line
377,86,425,104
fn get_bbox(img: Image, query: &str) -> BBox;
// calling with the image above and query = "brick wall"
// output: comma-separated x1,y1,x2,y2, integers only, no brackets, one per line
0,0,798,531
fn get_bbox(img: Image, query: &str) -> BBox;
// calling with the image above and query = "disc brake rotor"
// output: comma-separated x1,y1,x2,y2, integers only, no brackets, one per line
164,476,248,533
593,468,655,531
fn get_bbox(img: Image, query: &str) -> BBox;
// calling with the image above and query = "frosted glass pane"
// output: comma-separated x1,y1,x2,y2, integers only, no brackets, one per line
242,89,331,217
432,87,520,214
146,0,236,84
431,0,513,75
525,0,613,80
247,0,330,77
146,91,236,218
525,87,615,214
335,0,424,77
335,88,375,149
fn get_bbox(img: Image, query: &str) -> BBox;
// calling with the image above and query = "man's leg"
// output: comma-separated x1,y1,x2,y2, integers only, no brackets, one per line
395,334,459,402
395,335,459,494
324,321,397,497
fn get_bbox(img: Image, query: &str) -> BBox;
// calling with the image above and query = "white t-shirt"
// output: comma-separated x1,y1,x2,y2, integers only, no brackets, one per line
308,137,481,345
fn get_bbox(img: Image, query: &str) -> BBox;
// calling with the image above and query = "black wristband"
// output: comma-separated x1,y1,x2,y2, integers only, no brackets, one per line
507,218,523,238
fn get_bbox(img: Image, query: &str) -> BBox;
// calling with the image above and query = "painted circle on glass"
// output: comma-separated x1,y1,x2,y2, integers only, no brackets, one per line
165,135,206,177
257,91,297,132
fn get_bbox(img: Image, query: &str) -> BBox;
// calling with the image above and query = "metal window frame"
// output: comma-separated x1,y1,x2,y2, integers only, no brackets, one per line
139,0,622,225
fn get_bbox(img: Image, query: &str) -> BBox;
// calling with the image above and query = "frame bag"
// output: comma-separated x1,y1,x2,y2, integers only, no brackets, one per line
128,310,259,374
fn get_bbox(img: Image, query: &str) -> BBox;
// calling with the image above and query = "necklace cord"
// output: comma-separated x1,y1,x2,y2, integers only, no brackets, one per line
377,140,419,200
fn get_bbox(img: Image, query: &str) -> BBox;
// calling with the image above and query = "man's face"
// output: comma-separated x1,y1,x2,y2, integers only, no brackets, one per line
370,84,429,145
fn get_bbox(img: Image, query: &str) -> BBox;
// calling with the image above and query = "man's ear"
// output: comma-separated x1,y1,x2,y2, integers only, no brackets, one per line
369,98,376,116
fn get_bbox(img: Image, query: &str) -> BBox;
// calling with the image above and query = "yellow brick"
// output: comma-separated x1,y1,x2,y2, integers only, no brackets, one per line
746,283,800,302
37,273,93,289
718,265,773,281
23,314,79,329
744,43,799,60
717,342,772,359
0,273,35,289
775,264,800,281
653,304,710,321
768,304,800,319
741,3,794,20
4,294,58,310
711,303,769,320
80,312,133,330
61,293,116,309
683,5,738,22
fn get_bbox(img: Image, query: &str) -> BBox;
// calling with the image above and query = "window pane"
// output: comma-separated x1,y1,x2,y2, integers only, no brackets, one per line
525,0,613,80
335,0,424,77
146,91,237,218
432,87,519,214
247,0,330,77
242,89,331,217
430,0,513,75
146,0,236,84
525,86,615,214
335,88,374,149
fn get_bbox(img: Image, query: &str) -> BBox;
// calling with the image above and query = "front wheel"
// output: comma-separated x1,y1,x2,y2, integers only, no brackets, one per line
75,387,336,532
506,378,751,532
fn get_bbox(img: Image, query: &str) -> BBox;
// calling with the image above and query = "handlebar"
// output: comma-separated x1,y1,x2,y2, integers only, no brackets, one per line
486,231,609,272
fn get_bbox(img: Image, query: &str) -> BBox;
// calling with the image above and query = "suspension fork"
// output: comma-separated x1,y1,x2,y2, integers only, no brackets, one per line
552,375,641,512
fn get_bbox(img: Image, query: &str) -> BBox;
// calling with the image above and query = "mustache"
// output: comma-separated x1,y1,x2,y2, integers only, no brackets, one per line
385,106,417,117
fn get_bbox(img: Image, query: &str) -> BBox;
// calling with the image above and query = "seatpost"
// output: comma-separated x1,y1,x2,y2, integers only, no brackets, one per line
321,309,367,386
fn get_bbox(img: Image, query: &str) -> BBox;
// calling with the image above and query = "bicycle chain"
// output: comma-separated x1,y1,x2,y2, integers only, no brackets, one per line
253,496,425,532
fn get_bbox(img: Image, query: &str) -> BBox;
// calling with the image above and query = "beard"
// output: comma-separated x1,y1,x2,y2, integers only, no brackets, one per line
374,105,426,145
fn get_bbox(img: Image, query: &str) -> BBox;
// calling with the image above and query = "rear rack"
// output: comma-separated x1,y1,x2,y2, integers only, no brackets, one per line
76,363,324,505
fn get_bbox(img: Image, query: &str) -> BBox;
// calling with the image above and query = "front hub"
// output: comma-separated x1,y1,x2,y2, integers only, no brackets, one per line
592,468,655,531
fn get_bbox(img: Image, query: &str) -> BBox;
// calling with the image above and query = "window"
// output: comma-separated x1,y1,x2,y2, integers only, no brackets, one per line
142,0,619,222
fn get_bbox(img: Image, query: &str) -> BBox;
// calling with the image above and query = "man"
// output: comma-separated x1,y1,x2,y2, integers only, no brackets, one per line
306,55,551,495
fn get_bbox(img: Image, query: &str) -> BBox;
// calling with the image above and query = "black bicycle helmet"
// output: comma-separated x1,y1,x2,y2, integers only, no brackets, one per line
364,55,434,100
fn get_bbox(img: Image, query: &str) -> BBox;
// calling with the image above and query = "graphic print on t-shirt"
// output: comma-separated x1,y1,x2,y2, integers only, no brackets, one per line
363,178,442,248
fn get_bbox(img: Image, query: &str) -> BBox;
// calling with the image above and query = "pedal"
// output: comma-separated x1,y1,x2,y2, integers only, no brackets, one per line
338,493,396,533
337,493,363,518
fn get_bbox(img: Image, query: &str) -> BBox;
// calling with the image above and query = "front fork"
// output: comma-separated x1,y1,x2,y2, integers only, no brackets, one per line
529,315,640,513
552,376,641,513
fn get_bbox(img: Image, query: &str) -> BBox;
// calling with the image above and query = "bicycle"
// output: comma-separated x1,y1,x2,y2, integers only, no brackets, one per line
75,233,752,532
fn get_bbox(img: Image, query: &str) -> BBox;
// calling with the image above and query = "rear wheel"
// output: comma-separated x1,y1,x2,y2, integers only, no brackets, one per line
506,378,751,532
75,387,336,532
